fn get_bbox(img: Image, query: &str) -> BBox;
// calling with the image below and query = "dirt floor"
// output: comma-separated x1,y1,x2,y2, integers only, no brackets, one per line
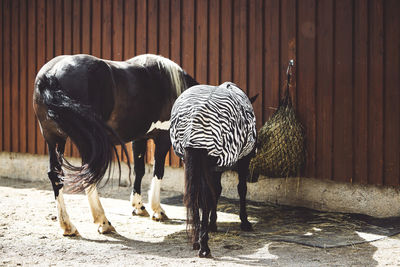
1,177,400,267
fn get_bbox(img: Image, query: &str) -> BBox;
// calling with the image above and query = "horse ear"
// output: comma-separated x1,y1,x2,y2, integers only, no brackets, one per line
249,94,259,104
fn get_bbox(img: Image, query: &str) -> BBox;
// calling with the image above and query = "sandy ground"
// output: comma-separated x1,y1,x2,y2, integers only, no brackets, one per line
1,177,400,267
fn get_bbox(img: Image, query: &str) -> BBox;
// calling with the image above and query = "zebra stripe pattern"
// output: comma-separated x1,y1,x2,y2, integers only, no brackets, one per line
170,82,257,167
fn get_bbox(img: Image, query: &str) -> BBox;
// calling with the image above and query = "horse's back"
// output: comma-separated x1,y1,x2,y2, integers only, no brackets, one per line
170,82,257,167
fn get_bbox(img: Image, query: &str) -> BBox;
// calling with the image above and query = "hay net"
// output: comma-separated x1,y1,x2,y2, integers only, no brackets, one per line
249,60,306,182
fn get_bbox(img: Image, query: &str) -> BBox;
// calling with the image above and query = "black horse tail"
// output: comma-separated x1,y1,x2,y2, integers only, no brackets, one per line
183,147,215,243
37,75,131,193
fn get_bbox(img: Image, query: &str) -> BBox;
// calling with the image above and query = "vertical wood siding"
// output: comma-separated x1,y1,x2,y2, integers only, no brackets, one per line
1,0,399,186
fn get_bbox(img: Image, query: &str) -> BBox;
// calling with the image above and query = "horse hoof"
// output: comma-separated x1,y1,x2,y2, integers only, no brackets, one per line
152,211,168,222
98,221,115,234
240,221,253,232
193,242,200,250
198,249,212,258
132,206,150,217
63,226,80,237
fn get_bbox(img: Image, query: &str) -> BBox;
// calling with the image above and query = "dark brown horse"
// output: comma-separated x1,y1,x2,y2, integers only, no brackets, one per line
33,54,197,235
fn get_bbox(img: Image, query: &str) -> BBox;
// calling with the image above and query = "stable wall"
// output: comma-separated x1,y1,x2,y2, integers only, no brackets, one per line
1,0,400,187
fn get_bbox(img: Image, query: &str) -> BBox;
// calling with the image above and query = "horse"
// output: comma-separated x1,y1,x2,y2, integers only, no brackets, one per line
33,54,198,235
170,82,258,257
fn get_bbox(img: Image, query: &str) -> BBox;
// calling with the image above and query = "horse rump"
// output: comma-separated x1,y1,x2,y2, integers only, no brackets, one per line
35,75,130,192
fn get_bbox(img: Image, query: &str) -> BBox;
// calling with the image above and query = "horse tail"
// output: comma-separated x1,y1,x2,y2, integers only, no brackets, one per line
183,147,215,243
37,75,130,193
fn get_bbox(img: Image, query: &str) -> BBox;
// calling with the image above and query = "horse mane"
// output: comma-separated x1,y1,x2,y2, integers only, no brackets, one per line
132,54,190,97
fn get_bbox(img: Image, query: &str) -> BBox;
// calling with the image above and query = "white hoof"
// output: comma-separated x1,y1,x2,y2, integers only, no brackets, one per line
62,224,80,236
130,192,149,217
97,221,115,234
151,206,168,222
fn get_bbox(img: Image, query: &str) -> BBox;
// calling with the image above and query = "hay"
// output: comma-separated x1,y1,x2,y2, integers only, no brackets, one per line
249,60,305,182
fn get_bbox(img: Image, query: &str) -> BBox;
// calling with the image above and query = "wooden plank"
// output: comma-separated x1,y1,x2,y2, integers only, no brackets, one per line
126,142,133,164
353,0,368,184
54,0,63,56
208,0,220,85
180,0,195,167
46,0,54,61
3,1,11,151
0,0,3,151
19,0,27,153
36,0,46,155
71,0,81,158
159,0,170,167
181,0,195,76
170,0,181,64
63,0,72,157
263,0,280,123
72,0,81,53
165,151,170,166
159,0,170,58
280,0,296,109
367,0,384,185
147,139,155,165
195,0,208,84
44,0,54,155
233,0,248,92
11,0,20,152
147,0,158,54
170,0,181,167
113,0,124,60
248,0,263,129
64,0,72,54
27,0,36,154
297,0,316,177
384,0,400,186
102,0,112,59
113,0,124,161
220,0,232,84
136,0,147,55
92,0,102,57
316,0,334,180
3,0,11,152
81,0,91,54
333,0,353,183
124,0,136,59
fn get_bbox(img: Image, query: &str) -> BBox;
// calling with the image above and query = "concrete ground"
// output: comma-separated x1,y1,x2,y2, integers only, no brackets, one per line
1,177,400,266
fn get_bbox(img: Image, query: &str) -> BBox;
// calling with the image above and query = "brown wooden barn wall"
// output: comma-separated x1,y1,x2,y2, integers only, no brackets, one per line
1,0,399,186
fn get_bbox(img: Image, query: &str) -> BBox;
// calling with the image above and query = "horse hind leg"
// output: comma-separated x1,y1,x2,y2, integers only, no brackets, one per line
130,140,150,217
46,136,79,236
209,171,222,232
237,155,253,231
149,131,170,221
85,185,115,234
198,205,212,258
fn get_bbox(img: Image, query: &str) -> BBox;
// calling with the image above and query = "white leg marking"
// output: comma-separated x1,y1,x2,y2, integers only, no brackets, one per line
85,185,115,234
130,192,149,216
56,189,79,236
148,177,168,221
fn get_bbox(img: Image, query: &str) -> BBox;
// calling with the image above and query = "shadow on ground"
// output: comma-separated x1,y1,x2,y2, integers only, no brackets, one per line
1,177,394,265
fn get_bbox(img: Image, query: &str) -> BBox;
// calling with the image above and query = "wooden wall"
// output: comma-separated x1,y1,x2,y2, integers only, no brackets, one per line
1,0,399,186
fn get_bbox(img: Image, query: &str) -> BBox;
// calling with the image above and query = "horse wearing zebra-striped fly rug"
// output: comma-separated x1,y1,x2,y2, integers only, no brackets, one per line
170,82,258,257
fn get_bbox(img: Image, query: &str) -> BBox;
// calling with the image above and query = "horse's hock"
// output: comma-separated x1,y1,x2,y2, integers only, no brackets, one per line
1,151,400,219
